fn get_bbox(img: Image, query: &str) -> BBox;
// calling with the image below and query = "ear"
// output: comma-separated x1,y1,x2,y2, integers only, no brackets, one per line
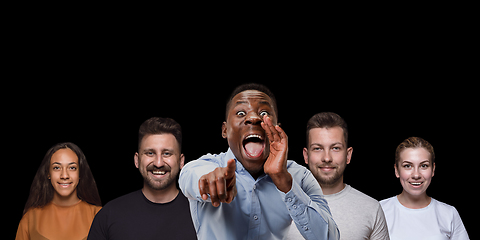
180,153,185,169
303,147,309,164
346,147,353,164
134,152,140,169
394,164,400,178
222,121,227,139
432,162,435,177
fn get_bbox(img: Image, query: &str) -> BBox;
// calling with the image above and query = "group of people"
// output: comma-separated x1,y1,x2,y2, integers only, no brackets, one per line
16,83,469,240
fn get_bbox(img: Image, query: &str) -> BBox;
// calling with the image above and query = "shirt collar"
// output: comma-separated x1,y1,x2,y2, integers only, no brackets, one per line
225,148,269,181
225,148,246,173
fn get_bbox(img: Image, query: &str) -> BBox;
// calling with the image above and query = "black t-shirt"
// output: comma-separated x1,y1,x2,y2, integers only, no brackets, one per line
87,190,197,240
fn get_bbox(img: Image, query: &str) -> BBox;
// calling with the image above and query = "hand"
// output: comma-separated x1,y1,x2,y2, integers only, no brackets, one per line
261,115,292,193
198,159,237,207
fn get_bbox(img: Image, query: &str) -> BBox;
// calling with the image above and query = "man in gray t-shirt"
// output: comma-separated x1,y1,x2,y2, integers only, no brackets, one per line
287,112,389,240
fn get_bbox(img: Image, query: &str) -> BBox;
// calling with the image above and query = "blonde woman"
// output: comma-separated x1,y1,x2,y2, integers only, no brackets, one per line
380,137,468,240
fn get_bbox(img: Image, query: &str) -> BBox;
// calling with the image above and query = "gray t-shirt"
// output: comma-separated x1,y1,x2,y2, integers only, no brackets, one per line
287,184,389,240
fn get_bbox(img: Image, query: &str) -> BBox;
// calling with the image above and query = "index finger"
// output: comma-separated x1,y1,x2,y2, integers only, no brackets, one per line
224,159,236,179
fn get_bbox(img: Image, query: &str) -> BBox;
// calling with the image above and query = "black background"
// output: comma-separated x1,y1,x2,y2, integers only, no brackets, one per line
8,13,476,239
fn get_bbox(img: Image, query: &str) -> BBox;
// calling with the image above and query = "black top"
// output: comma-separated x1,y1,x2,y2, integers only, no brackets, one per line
87,190,197,240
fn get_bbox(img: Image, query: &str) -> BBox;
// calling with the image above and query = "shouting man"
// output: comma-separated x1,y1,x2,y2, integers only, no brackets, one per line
179,84,339,240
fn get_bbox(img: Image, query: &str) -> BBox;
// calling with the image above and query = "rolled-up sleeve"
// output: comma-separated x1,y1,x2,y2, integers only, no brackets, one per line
279,164,340,240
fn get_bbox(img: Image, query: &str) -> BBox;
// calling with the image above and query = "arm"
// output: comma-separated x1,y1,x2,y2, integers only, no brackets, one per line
370,204,390,240
15,213,29,240
87,209,108,240
262,116,339,240
284,168,339,240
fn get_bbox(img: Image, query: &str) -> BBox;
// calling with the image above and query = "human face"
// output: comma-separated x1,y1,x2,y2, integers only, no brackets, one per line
135,134,184,191
222,90,276,177
395,148,435,197
304,127,352,188
49,148,80,200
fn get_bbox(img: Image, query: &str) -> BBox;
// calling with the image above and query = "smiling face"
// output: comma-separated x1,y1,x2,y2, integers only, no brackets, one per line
49,148,80,202
135,134,184,192
304,127,352,192
222,90,277,177
395,147,435,198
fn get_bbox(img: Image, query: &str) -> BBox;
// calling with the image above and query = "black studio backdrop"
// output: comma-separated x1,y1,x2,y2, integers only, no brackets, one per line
11,78,474,238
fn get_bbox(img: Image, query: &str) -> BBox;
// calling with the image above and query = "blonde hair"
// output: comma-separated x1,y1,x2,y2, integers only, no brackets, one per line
395,136,435,167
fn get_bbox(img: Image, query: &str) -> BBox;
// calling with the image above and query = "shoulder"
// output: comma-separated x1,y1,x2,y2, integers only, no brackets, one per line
79,200,102,215
347,186,382,207
184,152,228,169
101,190,142,211
286,160,309,174
379,196,397,209
431,198,460,217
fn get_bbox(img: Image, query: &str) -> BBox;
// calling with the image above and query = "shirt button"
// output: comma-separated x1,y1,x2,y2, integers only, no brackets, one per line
293,205,297,209
253,185,256,190
303,226,309,231
253,215,258,220
288,198,292,202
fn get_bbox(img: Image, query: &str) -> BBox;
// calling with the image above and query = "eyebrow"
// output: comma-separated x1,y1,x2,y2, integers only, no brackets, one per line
310,142,344,147
235,99,272,106
52,162,78,165
401,160,430,164
142,148,175,153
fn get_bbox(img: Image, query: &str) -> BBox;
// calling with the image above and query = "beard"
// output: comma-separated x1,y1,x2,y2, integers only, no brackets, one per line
139,164,179,191
315,163,347,186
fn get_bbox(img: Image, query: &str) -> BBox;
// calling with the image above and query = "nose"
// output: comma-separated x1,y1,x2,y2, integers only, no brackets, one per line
322,150,333,163
60,168,69,180
244,111,262,125
153,155,165,168
412,168,421,180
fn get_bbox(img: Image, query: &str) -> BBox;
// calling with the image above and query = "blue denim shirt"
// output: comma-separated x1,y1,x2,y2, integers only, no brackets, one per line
179,148,339,240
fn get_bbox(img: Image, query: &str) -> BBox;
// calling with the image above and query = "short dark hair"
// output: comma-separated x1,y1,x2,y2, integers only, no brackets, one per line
306,112,349,147
138,117,182,152
225,83,278,120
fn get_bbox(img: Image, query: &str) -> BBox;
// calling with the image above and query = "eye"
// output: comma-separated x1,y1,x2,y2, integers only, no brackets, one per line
403,164,411,169
259,111,269,117
312,147,322,151
145,151,154,156
421,164,429,168
69,166,77,170
163,152,172,157
332,147,340,151
236,111,246,117
53,166,60,170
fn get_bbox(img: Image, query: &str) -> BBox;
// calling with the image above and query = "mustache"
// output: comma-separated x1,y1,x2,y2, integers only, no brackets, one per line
146,164,171,172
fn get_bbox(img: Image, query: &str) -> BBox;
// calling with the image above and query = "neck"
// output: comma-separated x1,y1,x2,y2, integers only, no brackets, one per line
142,184,179,204
319,179,345,195
52,190,80,206
397,191,431,209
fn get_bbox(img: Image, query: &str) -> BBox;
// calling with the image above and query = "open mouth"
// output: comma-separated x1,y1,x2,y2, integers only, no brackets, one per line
243,134,265,158
58,182,72,188
151,170,166,175
149,170,169,179
409,181,424,187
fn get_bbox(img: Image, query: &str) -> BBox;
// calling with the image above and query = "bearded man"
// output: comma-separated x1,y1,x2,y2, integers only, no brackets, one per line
88,117,197,240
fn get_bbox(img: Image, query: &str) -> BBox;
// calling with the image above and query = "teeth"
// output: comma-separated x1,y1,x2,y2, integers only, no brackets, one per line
246,134,263,140
152,171,166,175
410,182,422,185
